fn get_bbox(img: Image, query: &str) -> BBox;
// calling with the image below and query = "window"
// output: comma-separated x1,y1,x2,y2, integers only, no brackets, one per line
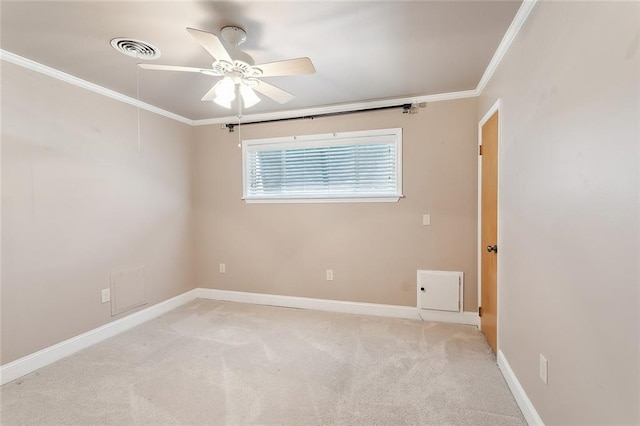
242,128,402,203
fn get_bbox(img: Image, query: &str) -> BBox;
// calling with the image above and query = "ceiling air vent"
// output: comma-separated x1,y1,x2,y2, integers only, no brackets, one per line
110,38,160,60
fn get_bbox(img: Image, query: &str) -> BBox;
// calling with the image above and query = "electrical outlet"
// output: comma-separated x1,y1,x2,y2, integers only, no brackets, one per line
540,354,548,385
101,288,111,304
326,269,334,281
422,214,431,226
219,263,226,274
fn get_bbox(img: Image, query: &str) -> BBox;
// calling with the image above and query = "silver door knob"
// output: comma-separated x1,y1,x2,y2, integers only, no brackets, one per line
486,245,498,253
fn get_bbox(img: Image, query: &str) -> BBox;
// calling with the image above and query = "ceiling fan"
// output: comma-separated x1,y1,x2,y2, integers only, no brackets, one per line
139,26,315,109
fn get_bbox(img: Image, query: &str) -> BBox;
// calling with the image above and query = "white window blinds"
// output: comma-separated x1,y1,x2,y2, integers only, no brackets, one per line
242,128,402,202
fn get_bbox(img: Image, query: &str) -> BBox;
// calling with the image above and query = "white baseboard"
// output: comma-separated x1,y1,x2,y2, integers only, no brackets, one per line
0,288,199,385
497,349,545,425
1,287,479,385
418,309,480,326
197,288,421,320
197,288,479,326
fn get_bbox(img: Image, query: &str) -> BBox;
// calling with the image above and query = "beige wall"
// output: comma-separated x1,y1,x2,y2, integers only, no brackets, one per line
193,98,479,310
479,1,639,424
2,63,480,366
1,62,195,364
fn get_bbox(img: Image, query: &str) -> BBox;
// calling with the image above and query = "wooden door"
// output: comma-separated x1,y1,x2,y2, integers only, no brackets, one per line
480,111,499,353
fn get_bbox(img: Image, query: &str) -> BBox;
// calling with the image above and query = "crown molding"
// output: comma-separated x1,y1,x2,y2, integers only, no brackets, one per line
192,89,479,126
2,0,536,127
2,47,476,127
475,0,539,94
0,49,194,126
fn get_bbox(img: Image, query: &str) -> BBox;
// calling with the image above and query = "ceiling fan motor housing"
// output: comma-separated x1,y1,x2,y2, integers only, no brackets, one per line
210,59,261,79
220,26,247,47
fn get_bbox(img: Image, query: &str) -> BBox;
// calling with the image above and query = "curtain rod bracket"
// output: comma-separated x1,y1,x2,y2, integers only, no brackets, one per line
403,103,422,114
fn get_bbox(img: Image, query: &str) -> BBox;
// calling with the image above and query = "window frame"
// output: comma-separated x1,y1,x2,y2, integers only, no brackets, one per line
241,128,403,203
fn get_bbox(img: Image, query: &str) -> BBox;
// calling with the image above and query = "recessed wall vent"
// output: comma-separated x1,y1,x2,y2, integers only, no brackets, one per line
110,38,160,60
110,266,147,316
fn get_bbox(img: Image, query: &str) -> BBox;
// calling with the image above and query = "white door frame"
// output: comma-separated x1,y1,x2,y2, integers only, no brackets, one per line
477,98,501,351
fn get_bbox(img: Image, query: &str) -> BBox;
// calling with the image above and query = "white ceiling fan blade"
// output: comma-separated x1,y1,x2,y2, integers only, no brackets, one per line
138,64,206,73
253,80,295,104
201,81,223,101
253,57,315,77
186,27,232,63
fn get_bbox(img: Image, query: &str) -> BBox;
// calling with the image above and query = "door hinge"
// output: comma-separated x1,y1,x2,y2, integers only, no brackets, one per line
479,145,483,156
478,306,482,317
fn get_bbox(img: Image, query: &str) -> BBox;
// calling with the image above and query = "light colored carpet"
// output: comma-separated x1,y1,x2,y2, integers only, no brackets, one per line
1,299,525,425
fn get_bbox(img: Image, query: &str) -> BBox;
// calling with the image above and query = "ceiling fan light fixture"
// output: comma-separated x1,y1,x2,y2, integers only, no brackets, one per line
240,84,261,108
213,77,236,108
214,97,232,109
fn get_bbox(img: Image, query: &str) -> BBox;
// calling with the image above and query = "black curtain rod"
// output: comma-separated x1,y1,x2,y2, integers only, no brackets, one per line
223,103,414,132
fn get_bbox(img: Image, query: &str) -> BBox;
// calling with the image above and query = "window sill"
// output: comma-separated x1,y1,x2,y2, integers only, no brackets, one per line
243,195,403,204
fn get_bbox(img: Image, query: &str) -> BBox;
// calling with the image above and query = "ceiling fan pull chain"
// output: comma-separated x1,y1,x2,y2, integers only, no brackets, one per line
136,52,141,152
237,87,242,148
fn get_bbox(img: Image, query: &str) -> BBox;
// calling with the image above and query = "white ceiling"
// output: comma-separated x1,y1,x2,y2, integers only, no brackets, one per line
0,1,522,121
